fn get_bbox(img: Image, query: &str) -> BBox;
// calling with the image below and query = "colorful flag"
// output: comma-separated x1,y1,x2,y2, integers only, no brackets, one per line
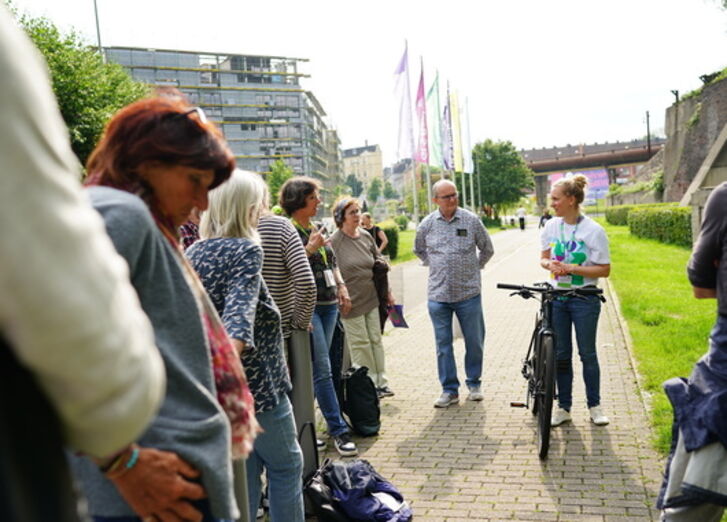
393,43,414,161
462,97,474,174
442,83,454,171
415,61,429,164
451,89,464,173
426,72,442,168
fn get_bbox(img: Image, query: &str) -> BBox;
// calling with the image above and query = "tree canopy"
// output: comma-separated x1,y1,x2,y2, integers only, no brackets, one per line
17,11,148,166
472,139,534,215
266,160,294,205
345,174,364,197
383,181,399,200
367,177,382,203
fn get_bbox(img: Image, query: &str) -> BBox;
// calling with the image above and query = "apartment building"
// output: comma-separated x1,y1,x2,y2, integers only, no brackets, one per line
105,46,341,188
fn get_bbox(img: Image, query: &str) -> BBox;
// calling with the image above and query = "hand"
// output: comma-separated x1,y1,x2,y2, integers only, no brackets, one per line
308,229,326,250
386,291,395,307
108,447,206,522
307,323,314,332
548,260,569,276
338,286,352,316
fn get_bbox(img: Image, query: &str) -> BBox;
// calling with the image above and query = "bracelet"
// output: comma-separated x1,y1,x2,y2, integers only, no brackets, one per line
103,444,140,479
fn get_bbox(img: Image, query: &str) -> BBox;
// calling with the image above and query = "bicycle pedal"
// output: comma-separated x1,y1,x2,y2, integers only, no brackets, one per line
510,402,527,408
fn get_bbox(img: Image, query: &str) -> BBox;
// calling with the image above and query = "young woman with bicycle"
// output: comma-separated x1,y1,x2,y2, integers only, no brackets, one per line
541,174,611,427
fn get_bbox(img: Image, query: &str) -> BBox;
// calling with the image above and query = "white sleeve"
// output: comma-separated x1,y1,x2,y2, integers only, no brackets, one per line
540,218,556,252
0,8,165,457
588,225,611,265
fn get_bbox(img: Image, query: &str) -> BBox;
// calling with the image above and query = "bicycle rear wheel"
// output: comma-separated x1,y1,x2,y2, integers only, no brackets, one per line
536,333,555,460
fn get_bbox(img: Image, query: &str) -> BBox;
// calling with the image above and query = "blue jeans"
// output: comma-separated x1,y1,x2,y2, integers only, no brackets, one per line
552,294,602,410
245,394,304,522
93,499,231,522
427,294,485,394
311,303,348,436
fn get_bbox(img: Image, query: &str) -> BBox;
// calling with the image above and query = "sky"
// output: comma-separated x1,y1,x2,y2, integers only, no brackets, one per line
9,0,727,165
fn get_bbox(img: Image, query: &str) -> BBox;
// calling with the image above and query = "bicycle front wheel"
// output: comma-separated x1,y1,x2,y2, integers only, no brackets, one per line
536,333,555,460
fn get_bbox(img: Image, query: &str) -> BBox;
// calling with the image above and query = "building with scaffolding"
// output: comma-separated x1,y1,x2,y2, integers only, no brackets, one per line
105,46,342,189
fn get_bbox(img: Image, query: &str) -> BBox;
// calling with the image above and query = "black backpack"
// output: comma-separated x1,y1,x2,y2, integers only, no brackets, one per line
339,366,381,437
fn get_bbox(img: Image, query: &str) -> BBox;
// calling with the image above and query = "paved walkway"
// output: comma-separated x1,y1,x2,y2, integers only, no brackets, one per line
322,224,665,521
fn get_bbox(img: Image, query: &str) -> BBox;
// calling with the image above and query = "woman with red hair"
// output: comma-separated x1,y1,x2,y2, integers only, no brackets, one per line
69,93,258,522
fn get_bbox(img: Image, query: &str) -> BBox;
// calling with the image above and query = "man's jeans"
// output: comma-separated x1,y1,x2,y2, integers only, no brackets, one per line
427,294,485,394
551,294,602,411
311,304,348,436
245,394,304,522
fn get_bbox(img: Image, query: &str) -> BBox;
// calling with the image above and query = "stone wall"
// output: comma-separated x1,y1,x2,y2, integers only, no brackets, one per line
663,78,727,201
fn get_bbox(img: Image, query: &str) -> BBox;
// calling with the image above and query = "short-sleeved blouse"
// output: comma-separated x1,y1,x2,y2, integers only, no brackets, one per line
187,237,291,413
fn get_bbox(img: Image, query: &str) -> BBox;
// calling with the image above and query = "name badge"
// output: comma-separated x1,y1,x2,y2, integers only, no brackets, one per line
456,228,468,237
323,269,337,288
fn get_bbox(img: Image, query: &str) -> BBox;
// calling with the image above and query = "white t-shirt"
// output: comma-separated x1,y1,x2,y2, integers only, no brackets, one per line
516,207,526,218
540,215,610,288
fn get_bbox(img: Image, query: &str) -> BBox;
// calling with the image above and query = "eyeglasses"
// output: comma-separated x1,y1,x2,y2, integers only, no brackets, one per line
436,192,458,201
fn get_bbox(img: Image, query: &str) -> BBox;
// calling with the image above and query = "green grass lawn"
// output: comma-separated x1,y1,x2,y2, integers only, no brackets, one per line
601,221,716,453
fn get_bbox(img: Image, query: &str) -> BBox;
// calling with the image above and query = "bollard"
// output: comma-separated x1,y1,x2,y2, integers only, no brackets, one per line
287,329,319,481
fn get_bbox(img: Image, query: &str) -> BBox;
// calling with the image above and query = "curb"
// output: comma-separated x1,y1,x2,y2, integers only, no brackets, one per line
604,277,655,425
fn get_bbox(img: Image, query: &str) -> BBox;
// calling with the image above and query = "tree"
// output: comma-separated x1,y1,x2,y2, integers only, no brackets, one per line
367,177,382,203
17,12,148,167
266,160,294,205
383,181,398,200
473,139,534,216
345,174,364,197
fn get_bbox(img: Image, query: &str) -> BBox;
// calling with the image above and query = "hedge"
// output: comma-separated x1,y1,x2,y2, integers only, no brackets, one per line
628,206,692,248
481,216,502,228
377,220,399,260
605,203,676,226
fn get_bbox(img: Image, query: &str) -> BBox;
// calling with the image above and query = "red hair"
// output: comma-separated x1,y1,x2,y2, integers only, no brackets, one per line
85,95,235,194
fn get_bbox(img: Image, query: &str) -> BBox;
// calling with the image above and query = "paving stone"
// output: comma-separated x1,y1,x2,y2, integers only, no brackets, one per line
319,227,664,521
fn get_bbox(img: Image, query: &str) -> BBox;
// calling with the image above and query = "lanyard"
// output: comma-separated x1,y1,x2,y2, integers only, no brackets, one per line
558,216,582,254
291,219,328,266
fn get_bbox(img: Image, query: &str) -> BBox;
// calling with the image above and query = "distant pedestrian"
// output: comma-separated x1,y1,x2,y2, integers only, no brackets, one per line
538,208,552,229
414,180,494,408
658,181,727,522
516,206,527,231
542,174,611,428
361,212,389,254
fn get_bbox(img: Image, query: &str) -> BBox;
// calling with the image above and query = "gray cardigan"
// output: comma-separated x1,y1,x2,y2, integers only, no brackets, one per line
69,187,237,519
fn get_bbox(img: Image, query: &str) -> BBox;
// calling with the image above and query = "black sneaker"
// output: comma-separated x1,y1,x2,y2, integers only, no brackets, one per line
316,438,326,449
377,386,395,398
333,433,358,457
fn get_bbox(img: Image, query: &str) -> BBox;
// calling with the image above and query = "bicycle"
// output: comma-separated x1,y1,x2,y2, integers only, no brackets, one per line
497,282,605,459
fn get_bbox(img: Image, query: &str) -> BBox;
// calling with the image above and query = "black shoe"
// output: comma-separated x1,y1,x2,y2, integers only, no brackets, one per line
377,386,395,398
333,433,358,457
316,438,326,449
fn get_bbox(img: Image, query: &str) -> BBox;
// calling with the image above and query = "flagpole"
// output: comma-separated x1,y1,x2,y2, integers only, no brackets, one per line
466,97,475,212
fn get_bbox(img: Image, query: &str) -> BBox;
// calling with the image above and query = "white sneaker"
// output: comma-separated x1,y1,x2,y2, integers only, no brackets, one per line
589,406,610,426
551,407,572,427
467,386,484,401
433,392,459,408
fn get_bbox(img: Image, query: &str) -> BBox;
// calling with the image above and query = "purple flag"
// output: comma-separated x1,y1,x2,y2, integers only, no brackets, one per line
393,43,414,161
415,64,429,164
442,85,454,170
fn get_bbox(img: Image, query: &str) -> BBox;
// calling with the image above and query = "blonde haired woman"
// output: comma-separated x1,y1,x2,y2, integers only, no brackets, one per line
187,170,304,522
541,174,611,428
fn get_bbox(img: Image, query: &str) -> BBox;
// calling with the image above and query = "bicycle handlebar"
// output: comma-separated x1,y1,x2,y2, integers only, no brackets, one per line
497,283,604,297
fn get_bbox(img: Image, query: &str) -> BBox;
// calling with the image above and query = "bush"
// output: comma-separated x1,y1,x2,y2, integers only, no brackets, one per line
605,203,676,226
628,206,692,248
481,216,502,228
394,214,408,231
377,220,399,260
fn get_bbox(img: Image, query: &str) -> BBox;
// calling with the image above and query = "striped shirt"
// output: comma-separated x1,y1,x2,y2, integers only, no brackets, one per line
414,207,494,303
258,215,316,338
